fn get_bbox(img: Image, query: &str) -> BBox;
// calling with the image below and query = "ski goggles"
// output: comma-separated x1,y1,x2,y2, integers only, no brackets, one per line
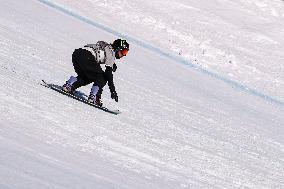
121,48,129,56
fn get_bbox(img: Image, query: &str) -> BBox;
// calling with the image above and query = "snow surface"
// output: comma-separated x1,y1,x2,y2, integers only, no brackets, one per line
0,0,284,189
46,0,284,101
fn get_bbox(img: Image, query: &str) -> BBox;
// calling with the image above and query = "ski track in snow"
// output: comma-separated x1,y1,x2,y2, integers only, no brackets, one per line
0,0,284,189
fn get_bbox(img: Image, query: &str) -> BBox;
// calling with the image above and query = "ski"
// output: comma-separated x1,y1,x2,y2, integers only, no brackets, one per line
41,80,121,115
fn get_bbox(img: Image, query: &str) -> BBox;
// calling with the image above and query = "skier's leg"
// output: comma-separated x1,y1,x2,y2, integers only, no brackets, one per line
88,84,103,106
88,84,99,100
87,75,106,106
71,48,98,90
95,87,104,106
72,49,86,78
96,87,103,99
62,76,77,93
72,76,92,90
63,74,92,93
62,49,84,93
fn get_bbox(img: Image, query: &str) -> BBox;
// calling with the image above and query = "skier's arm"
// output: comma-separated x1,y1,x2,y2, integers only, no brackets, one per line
105,66,118,102
104,45,118,102
105,66,115,91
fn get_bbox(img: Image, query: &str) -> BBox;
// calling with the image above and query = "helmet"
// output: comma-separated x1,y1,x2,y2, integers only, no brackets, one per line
112,39,129,52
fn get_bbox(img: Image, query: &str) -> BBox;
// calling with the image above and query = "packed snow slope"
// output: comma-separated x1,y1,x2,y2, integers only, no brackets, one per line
47,0,284,101
0,0,284,189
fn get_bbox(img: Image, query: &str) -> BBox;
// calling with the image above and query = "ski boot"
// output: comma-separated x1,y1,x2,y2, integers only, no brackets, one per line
62,76,77,94
88,84,103,106
62,83,74,93
88,94,103,107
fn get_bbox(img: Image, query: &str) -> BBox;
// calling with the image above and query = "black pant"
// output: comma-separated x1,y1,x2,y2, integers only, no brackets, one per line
71,48,106,95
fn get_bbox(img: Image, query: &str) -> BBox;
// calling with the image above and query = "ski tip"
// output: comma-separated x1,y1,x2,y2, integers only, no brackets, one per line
114,110,121,114
41,79,47,84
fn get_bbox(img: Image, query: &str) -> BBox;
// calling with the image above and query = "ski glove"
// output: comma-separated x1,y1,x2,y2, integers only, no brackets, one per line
112,63,117,72
111,90,118,102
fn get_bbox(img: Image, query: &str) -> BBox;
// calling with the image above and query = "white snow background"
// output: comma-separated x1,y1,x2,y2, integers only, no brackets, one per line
0,0,284,188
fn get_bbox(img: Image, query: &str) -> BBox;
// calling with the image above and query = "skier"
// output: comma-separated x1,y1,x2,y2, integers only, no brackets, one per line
62,39,129,107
